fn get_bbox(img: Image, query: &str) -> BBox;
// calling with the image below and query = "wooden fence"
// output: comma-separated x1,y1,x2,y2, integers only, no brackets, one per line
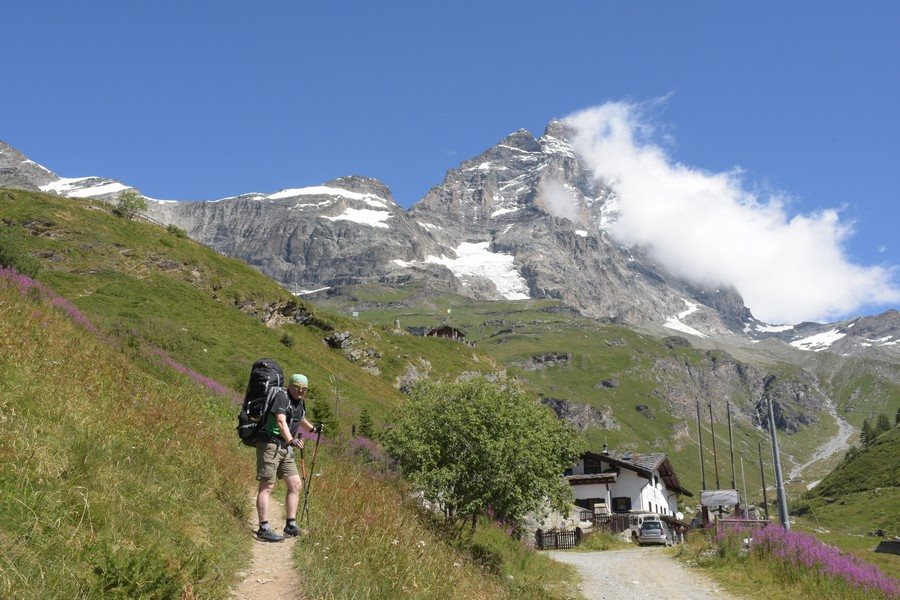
535,528,583,550
579,511,630,534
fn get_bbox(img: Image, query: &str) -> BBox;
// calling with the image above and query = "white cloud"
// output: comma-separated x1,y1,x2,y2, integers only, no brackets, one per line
537,179,579,221
564,101,899,324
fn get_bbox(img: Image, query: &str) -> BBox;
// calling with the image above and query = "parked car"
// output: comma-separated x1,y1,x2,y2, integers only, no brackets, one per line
637,520,673,546
628,512,662,540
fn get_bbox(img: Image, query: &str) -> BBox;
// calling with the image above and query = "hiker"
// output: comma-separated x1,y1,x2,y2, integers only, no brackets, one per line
256,373,319,542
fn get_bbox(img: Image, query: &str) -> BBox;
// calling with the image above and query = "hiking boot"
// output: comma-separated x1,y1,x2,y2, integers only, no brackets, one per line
256,527,284,543
283,524,301,537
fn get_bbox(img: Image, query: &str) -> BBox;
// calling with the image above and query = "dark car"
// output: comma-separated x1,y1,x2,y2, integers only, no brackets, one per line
637,520,673,546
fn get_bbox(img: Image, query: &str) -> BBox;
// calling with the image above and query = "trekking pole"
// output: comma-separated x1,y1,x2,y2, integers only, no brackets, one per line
300,428,322,530
299,445,308,480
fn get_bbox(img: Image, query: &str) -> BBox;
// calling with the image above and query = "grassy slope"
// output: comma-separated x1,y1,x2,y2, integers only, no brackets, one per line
0,278,250,598
786,425,900,576
323,286,864,513
1,189,573,599
0,189,499,429
798,426,900,534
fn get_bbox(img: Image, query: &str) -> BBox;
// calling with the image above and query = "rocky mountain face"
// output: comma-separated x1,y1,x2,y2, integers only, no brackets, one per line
1,133,897,360
0,141,57,191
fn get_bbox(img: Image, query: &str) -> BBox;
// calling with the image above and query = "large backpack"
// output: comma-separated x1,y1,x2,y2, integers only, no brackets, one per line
236,359,285,446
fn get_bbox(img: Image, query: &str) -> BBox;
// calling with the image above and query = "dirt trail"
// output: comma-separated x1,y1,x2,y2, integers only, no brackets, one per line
788,393,855,484
548,547,740,600
229,497,305,600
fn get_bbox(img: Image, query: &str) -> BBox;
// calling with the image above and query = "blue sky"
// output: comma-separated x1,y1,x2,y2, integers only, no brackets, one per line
3,1,898,319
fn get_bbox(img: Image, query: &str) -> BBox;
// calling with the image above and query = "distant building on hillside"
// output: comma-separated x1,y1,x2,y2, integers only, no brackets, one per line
426,325,466,341
564,446,693,516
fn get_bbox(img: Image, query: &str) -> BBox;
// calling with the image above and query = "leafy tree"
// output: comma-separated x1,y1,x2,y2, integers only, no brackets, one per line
166,223,187,238
844,445,858,463
382,379,583,532
875,413,891,437
113,190,147,220
358,408,374,438
309,396,339,437
860,418,875,446
0,224,40,277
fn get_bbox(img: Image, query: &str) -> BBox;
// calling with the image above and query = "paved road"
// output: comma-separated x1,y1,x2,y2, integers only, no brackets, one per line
547,547,739,600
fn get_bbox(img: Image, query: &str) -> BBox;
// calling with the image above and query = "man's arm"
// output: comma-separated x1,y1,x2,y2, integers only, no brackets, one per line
300,416,317,434
275,413,294,443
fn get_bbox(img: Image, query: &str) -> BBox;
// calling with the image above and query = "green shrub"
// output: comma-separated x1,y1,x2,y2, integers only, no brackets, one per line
113,190,147,219
280,332,295,347
383,379,583,531
166,223,187,238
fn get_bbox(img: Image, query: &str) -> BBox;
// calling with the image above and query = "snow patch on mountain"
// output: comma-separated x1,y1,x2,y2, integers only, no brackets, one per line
790,329,846,352
268,185,391,207
756,323,795,332
40,177,130,198
664,299,708,338
491,206,520,218
321,208,393,229
424,242,529,300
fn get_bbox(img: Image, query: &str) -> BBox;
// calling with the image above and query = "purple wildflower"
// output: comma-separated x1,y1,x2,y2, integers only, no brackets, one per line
1,265,99,334
750,526,899,598
146,346,238,401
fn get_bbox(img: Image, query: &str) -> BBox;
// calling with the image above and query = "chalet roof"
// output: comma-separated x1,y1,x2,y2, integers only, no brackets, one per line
581,450,694,497
565,472,617,485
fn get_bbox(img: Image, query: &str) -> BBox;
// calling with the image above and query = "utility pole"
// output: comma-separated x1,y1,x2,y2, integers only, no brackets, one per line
766,394,791,529
740,457,748,517
696,400,709,526
757,441,770,522
726,398,737,490
696,401,707,490
709,402,721,489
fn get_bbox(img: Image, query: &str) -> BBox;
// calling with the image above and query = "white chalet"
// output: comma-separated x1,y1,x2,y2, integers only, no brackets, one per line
565,448,693,516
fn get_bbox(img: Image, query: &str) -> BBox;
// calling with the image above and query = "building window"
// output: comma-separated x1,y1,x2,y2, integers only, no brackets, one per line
612,497,631,513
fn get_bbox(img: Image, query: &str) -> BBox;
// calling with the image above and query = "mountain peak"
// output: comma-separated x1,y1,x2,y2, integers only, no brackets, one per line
322,175,396,203
0,140,58,190
499,129,541,153
542,119,574,141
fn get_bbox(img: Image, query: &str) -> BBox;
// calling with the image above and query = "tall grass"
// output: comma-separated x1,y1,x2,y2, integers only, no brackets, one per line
0,268,252,598
679,524,899,600
292,440,577,599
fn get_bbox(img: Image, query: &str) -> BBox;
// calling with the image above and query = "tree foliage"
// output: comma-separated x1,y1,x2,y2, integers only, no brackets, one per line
875,413,891,437
358,408,374,438
382,379,583,531
860,418,875,446
113,190,147,220
0,224,40,277
309,396,339,437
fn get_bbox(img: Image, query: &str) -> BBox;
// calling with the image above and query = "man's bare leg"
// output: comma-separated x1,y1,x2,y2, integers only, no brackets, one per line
285,474,302,520
257,481,275,524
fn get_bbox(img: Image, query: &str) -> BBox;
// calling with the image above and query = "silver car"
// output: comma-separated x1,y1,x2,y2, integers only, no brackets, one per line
637,520,673,546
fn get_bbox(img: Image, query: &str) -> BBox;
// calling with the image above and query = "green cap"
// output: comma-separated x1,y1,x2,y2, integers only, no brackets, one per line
289,373,309,388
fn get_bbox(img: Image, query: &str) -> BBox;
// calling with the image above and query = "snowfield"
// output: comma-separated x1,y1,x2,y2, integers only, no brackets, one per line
424,242,530,300
790,329,846,352
321,208,393,228
40,177,130,198
663,299,708,338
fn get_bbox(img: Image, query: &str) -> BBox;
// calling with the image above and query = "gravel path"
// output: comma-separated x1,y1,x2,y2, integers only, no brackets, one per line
788,393,855,483
230,495,305,600
547,547,739,600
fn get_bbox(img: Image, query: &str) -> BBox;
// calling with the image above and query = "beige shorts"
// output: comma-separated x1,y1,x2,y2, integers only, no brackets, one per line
255,440,300,483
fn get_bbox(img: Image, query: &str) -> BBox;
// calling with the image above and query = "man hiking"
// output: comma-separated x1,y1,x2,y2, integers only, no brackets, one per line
256,373,319,542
